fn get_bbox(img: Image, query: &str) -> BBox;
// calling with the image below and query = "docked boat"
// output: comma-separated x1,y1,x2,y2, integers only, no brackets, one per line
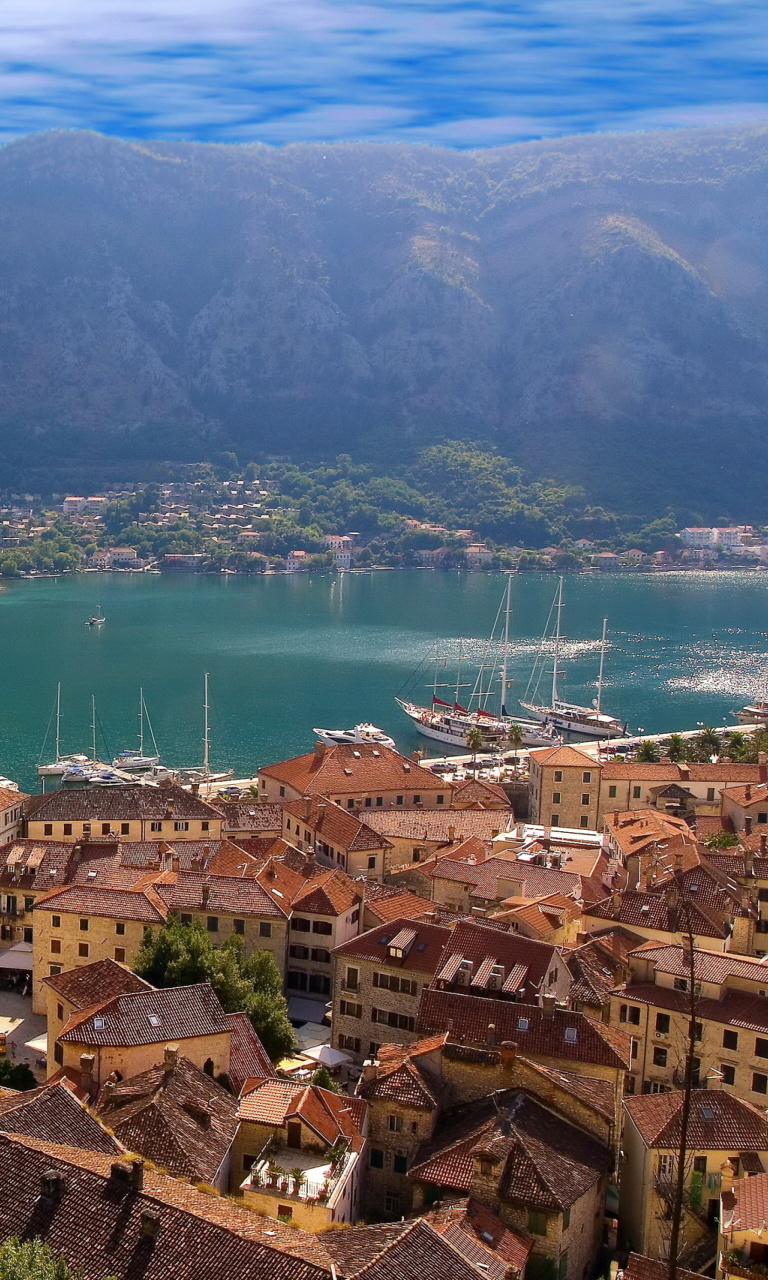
396,576,562,752
38,685,103,777
313,723,396,749
735,700,768,724
519,579,627,740
112,690,161,770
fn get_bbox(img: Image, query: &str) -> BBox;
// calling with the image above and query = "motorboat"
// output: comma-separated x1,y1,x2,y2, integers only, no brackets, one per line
312,723,396,749
735,700,768,724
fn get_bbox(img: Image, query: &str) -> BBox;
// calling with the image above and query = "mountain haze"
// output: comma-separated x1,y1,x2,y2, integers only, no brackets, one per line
1,126,768,511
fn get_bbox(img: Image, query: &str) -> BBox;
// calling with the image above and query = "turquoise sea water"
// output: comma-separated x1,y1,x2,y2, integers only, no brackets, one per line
3,569,768,793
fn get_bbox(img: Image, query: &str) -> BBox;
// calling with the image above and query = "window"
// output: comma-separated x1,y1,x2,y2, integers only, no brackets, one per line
43,824,53,836
206,916,219,932
180,913,192,925
393,1150,408,1174
620,1005,641,1026
201,821,209,832
340,1000,362,1018
581,793,590,806
693,1155,707,1174
234,919,245,935
558,1255,568,1280
63,823,72,836
364,797,371,808
290,945,309,960
52,915,60,929
312,920,333,935
396,795,403,805
338,1034,361,1053
413,795,421,805
116,921,125,936
582,771,591,783
721,1064,736,1085
56,1003,63,1021
552,792,561,805
345,966,359,990
54,1043,63,1065
376,797,383,807
115,948,126,963
707,788,716,802
49,965,61,976
756,1038,768,1059
754,1074,768,1095
309,974,330,995
101,823,111,836
656,1013,671,1034
21,926,32,945
174,821,189,832
724,1029,739,1050
292,917,311,932
121,823,130,836
288,971,308,991
562,1208,570,1231
608,785,617,799
580,816,589,828
277,1205,292,1221
554,770,562,782
259,921,272,938
760,813,768,825
78,942,89,958
369,1148,384,1169
658,1154,671,1177
347,799,355,809
311,948,331,963
279,786,285,798
673,977,689,992
528,1210,547,1236
384,1190,400,1216
653,1047,667,1067
436,794,444,805
50,939,61,955
79,918,89,932
150,821,162,833
368,856,377,870
551,815,560,827
759,889,768,903
632,786,641,799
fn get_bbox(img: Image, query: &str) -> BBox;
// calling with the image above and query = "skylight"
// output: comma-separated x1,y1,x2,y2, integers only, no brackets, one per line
564,1027,577,1043
701,1106,715,1120
147,1013,161,1027
517,1017,529,1031
94,1017,104,1030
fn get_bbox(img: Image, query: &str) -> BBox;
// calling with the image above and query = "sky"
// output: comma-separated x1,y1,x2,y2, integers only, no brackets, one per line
0,0,766,148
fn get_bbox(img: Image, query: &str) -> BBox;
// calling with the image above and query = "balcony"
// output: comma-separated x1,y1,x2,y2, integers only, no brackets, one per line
722,1251,768,1279
241,1138,354,1209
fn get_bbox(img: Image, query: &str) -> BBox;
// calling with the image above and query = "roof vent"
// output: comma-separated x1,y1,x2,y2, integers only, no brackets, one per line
353,751,361,759
372,750,380,758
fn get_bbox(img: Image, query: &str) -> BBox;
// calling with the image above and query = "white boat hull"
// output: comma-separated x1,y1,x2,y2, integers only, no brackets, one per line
519,701,625,740
313,724,396,750
396,700,558,750
112,754,161,770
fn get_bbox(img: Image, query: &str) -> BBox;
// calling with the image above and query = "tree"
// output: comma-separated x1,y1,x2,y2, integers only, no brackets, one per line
694,726,721,761
133,918,295,1061
635,738,660,763
311,1065,343,1093
506,723,524,773
661,734,688,763
0,1059,36,1091
466,725,484,766
0,1238,92,1280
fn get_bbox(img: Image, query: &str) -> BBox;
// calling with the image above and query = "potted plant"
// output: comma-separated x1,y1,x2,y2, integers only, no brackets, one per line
291,1168,306,1196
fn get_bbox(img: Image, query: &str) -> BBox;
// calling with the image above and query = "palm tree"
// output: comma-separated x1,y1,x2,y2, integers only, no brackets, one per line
635,738,660,763
662,733,687,763
506,722,524,773
696,725,721,760
466,725,484,768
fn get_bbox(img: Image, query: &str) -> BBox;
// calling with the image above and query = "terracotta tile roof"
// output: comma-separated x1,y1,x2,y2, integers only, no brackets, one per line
452,778,512,807
0,1130,333,1277
602,763,766,783
366,810,515,842
333,917,452,974
363,888,435,924
585,891,728,939
518,1058,615,1122
624,1088,768,1149
615,982,768,1033
291,869,362,917
495,862,583,900
646,864,743,914
622,1254,708,1280
376,1033,448,1066
321,1224,410,1276
0,787,27,808
43,957,152,1009
34,881,169,922
237,1079,366,1144
0,838,75,890
0,1079,121,1154
432,919,562,1001
410,1091,610,1211
347,1219,489,1280
426,1201,532,1279
626,942,768,985
26,781,222,822
153,872,287,918
225,1012,276,1091
722,1170,768,1231
284,798,392,853
565,933,636,1007
58,982,232,1047
417,990,632,1069
255,856,310,906
357,1058,441,1109
528,745,596,768
260,744,450,798
503,894,577,939
95,1054,239,1183
213,800,283,832
723,783,768,808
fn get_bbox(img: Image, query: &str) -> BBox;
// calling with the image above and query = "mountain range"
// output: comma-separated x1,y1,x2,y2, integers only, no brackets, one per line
1,126,768,514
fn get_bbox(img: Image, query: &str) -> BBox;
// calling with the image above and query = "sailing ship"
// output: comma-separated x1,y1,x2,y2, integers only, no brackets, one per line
175,673,234,787
519,578,627,740
112,690,161,770
37,685,103,777
396,577,562,751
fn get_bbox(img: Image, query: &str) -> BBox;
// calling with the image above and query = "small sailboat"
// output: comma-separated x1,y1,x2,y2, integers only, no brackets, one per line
61,696,114,784
176,673,234,787
113,689,161,770
519,578,627,740
87,591,105,627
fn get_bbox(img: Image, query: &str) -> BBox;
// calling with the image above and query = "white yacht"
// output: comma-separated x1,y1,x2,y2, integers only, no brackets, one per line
519,579,627,740
735,700,768,725
312,723,396,749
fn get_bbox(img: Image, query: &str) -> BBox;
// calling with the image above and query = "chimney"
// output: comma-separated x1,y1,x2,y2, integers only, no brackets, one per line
303,797,312,822
79,1052,95,1094
190,782,200,796
101,1079,116,1105
314,741,326,761
542,992,556,1013
746,817,753,837
674,852,683,871
500,1040,517,1065
665,879,679,908
72,843,82,863
611,890,622,915
140,1212,160,1239
191,855,202,872
613,812,619,827
201,883,210,907
746,785,752,802
38,1170,65,1203
165,799,175,818
761,834,767,855
486,1023,496,1046
203,844,211,863
163,1044,179,1073
745,850,755,876
131,1158,144,1191
448,825,456,843
171,855,180,873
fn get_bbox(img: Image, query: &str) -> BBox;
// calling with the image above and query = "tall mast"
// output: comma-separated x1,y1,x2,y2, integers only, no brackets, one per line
551,577,563,707
138,688,144,756
500,575,512,718
91,695,97,762
596,618,608,715
55,683,61,763
203,673,210,776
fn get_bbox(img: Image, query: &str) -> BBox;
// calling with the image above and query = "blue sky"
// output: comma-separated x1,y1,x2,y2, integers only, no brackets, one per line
1,0,767,147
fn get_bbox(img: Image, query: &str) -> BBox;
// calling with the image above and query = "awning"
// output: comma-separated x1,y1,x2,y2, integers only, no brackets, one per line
302,1045,353,1068
287,996,329,1026
0,943,33,972
294,1022,331,1052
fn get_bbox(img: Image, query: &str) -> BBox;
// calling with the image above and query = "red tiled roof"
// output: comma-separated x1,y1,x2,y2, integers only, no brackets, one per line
260,744,450,798
452,778,512,807
426,1201,532,1279
153,872,287,918
0,1079,120,1154
283,798,392,853
622,1254,707,1280
333,917,452,973
347,1220,489,1280
26,781,222,822
213,801,283,833
722,783,768,808
626,942,768,985
365,809,515,842
585,891,728,938
237,1079,365,1145
225,1013,276,1092
363,888,435,924
432,919,562,1001
34,883,168,923
417,989,632,1069
291,869,362,916
527,745,596,768
602,763,766,782
357,1059,441,1109
43,958,152,1009
58,983,231,1047
624,1088,768,1149
722,1170,768,1231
